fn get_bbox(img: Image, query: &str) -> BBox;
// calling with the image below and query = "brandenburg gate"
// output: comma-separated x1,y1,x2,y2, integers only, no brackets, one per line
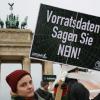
0,28,53,74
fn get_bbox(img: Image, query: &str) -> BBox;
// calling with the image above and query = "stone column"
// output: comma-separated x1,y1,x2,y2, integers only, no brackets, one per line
22,57,31,72
0,61,1,81
43,61,53,75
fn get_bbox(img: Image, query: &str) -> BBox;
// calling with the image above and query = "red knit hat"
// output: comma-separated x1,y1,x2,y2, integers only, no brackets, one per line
6,70,31,93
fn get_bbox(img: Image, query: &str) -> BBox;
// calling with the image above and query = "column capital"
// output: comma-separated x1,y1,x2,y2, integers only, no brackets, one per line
43,61,53,75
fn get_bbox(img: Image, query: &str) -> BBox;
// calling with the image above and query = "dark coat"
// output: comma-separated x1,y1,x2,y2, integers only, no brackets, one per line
35,88,54,100
11,93,38,100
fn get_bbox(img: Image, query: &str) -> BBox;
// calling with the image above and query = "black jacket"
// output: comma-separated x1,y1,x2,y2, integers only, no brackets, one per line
35,88,54,100
11,93,38,100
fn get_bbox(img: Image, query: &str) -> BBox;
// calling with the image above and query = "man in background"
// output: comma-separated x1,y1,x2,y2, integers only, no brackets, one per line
35,81,54,100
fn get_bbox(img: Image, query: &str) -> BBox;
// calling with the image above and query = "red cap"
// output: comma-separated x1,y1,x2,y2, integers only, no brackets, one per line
6,70,31,93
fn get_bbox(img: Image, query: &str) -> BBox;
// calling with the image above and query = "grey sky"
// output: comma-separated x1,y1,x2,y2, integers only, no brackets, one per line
0,0,100,32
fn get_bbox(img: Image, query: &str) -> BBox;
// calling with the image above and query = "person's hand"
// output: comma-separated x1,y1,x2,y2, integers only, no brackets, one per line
58,80,63,86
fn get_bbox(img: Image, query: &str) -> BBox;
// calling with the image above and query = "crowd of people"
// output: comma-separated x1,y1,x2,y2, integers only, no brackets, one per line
6,69,100,100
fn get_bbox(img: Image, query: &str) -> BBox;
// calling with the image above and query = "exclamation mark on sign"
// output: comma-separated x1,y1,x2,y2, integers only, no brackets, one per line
77,48,81,59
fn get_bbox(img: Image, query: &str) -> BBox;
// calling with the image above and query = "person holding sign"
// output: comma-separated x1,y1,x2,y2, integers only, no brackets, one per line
54,77,90,100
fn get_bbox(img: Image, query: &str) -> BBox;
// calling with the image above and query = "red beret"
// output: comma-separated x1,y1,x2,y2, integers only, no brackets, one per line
6,70,31,93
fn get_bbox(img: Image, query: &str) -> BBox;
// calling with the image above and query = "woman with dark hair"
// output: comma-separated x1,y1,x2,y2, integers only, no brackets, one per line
69,82,90,100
